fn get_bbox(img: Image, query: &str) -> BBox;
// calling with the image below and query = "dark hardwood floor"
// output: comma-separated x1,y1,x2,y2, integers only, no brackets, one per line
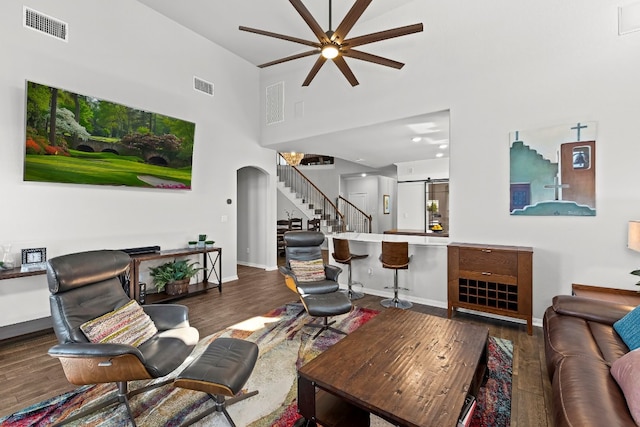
0,264,554,426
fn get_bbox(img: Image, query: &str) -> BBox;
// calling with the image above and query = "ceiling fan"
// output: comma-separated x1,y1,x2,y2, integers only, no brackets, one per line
239,0,423,87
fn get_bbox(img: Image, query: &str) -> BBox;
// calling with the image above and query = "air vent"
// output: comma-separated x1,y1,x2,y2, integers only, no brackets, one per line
266,82,284,125
619,1,640,35
23,7,68,42
194,76,214,96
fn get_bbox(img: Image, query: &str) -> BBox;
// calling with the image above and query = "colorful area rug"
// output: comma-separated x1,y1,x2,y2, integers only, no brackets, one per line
0,305,512,427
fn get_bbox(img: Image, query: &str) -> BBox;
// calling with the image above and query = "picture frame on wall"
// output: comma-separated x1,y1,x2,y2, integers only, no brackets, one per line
24,80,196,190
509,121,597,216
383,194,390,214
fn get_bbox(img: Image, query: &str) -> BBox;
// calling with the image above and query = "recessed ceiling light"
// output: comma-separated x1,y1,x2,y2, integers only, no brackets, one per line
411,136,422,143
361,173,367,177
436,153,444,158
355,158,365,162
439,144,448,149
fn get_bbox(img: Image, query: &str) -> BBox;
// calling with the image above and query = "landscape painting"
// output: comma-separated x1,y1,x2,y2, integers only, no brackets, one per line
24,81,195,189
509,121,597,216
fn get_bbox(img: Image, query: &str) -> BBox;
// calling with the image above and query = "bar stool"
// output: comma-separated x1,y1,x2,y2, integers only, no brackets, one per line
379,241,413,309
332,238,368,300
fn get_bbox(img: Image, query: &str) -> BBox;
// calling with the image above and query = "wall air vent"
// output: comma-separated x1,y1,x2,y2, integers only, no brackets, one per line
194,76,214,96
619,1,640,35
23,7,68,42
265,82,285,125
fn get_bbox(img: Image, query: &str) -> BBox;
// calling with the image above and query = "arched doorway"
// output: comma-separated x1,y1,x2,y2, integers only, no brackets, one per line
236,166,269,268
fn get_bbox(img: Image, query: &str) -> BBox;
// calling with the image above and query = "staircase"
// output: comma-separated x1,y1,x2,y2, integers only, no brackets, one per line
276,155,373,234
277,161,344,234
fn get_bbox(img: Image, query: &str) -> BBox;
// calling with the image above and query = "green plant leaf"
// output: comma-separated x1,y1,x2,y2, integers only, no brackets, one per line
631,269,640,276
149,258,202,292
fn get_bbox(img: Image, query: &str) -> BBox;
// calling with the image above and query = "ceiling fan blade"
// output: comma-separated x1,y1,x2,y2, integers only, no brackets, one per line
332,0,372,42
239,26,321,48
302,56,327,86
258,50,320,68
333,56,359,87
343,23,424,49
342,49,404,69
290,0,330,43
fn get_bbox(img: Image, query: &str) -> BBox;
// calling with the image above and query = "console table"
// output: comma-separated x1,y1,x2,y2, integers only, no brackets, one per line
129,247,222,304
0,267,46,281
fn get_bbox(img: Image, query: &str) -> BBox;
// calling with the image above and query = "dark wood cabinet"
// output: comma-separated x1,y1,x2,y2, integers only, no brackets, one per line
448,242,533,335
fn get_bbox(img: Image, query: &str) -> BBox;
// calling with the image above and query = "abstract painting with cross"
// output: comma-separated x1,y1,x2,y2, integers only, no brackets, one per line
509,121,597,216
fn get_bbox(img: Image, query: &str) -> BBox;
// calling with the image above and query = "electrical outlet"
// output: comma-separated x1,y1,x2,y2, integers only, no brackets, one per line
368,268,373,275
246,248,250,254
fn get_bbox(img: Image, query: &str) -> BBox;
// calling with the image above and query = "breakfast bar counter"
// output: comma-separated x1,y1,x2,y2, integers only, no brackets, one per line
328,232,449,307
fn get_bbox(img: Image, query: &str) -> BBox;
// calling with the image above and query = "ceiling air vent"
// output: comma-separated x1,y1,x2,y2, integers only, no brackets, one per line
266,82,284,125
194,76,214,96
23,7,68,42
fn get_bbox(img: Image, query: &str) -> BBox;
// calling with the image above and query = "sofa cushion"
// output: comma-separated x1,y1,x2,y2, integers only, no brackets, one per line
552,356,635,427
543,307,606,376
290,259,326,282
614,305,640,350
611,349,640,425
80,300,158,347
589,320,630,365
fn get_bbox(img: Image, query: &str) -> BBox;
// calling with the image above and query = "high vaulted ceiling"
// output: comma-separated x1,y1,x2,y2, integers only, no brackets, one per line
136,0,449,170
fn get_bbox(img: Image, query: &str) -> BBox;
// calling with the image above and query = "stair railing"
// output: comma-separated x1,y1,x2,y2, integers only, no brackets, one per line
338,196,373,233
277,155,345,232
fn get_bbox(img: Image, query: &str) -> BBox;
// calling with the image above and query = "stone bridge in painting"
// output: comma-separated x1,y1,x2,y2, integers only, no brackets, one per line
71,139,169,166
74,139,125,155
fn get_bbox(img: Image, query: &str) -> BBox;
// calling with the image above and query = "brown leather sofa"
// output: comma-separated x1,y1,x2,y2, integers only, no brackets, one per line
543,295,636,426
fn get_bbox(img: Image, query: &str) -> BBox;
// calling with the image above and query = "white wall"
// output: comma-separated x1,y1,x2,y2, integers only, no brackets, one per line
277,189,307,221
397,158,450,182
0,0,274,327
397,182,426,230
257,0,640,319
300,158,377,200
342,175,378,230
377,176,397,233
396,158,451,231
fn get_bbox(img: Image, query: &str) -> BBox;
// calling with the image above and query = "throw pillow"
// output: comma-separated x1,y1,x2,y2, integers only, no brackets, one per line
290,259,326,282
611,349,640,425
614,305,640,350
80,300,157,347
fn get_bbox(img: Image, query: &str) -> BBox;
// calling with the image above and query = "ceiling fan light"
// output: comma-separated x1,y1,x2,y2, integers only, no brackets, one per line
321,45,340,59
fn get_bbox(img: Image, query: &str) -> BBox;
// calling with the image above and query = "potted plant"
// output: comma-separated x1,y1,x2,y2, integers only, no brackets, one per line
631,269,640,288
149,259,202,295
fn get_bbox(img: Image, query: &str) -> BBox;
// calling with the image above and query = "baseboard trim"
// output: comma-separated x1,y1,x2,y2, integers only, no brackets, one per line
237,261,268,269
0,316,52,342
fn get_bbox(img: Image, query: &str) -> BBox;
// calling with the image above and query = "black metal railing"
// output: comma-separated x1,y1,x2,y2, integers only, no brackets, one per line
337,196,372,233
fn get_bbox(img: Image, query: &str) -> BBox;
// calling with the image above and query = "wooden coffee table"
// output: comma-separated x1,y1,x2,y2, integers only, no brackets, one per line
297,309,489,427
